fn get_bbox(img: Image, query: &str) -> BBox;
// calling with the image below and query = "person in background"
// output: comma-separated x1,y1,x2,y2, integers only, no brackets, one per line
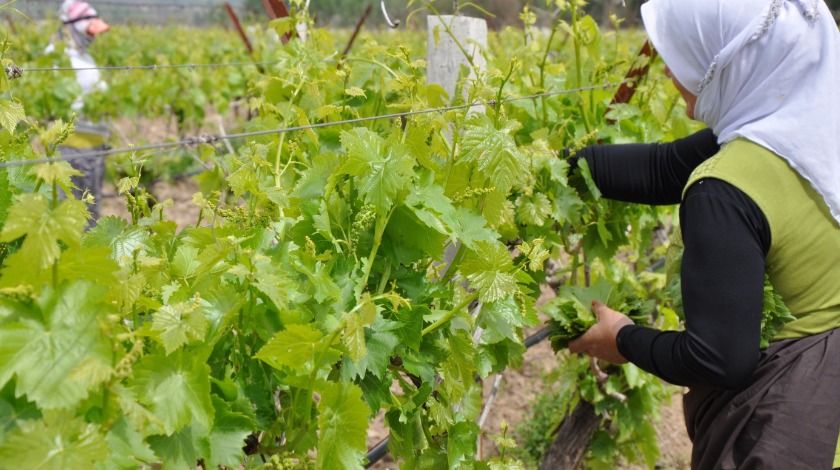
46,0,110,223
565,0,840,468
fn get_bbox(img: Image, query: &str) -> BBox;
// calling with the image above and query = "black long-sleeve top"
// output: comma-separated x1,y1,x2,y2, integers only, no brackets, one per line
576,129,768,390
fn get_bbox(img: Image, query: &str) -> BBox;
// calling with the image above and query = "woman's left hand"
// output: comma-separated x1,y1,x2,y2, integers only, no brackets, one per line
568,301,634,364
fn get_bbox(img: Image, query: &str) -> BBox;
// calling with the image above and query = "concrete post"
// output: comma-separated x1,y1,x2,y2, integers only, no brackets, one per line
426,15,488,102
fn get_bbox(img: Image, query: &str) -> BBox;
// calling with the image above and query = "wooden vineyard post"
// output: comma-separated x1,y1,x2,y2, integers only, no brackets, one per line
605,40,657,124
339,4,373,66
224,3,254,55
260,0,298,44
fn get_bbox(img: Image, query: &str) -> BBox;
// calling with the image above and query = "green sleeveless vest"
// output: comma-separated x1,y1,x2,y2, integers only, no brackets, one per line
685,139,840,467
684,139,840,339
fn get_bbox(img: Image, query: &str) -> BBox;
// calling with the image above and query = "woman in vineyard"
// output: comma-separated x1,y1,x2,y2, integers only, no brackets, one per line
46,0,110,223
566,0,840,467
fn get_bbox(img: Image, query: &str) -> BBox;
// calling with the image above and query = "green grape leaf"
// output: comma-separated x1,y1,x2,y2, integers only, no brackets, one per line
150,299,209,355
131,351,214,435
206,396,254,468
478,297,523,344
344,312,367,363
30,161,81,188
358,373,392,415
0,194,87,269
83,215,150,263
251,257,295,311
0,100,24,133
577,158,602,200
104,417,159,469
405,175,458,228
460,114,527,193
0,322,29,391
316,381,368,470
56,245,120,285
551,184,586,223
520,238,551,272
393,306,424,352
404,124,436,170
385,205,448,262
447,421,479,468
171,245,200,279
0,281,112,409
384,407,428,466
341,317,401,380
0,412,107,469
461,242,517,303
339,128,415,213
516,192,552,226
293,152,340,200
255,323,341,375
441,332,477,401
760,275,797,348
482,189,514,229
147,424,211,470
452,207,499,251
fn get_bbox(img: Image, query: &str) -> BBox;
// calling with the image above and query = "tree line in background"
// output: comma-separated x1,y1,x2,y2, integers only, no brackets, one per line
239,0,840,28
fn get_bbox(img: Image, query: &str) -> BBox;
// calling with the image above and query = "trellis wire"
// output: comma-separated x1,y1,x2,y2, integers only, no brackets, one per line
15,0,224,9
0,81,628,170
19,61,278,73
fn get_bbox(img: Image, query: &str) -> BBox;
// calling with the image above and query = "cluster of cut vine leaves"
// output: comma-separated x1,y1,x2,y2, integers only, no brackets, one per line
0,1,793,469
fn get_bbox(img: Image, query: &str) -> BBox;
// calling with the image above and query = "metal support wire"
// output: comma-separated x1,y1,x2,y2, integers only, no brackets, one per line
19,61,278,74
380,0,401,28
0,81,627,170
20,0,222,9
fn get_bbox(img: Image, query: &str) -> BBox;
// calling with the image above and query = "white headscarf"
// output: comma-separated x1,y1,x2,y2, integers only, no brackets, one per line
641,0,840,226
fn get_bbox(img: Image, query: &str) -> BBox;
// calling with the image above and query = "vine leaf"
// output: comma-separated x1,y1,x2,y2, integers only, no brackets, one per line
460,114,527,194
344,312,367,363
0,166,10,230
56,246,120,285
83,215,150,263
255,323,341,375
340,128,414,213
0,281,112,409
0,411,107,468
147,424,211,470
104,417,158,469
517,192,552,226
0,194,87,269
30,161,81,189
131,351,214,435
341,317,401,380
447,421,480,468
206,396,254,468
339,128,415,213
316,381,369,470
0,100,24,133
479,298,523,344
461,242,517,303
171,245,200,279
150,300,209,355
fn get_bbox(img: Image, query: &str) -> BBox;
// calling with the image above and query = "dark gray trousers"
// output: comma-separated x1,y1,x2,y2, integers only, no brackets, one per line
57,144,107,223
